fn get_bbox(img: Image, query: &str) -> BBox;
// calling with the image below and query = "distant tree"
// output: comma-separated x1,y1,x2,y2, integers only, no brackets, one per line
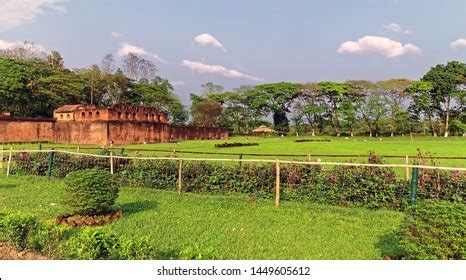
0,41,46,60
46,51,64,70
317,81,354,136
122,52,141,80
357,93,388,137
201,82,224,96
407,81,437,136
100,53,115,75
192,99,223,127
247,82,300,135
76,65,104,105
294,83,327,136
422,61,466,137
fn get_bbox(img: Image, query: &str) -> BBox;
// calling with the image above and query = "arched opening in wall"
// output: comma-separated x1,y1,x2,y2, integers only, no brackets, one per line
95,111,100,118
125,112,129,119
117,112,122,119
145,113,149,120
156,115,161,122
132,112,137,119
60,114,64,119
81,112,85,119
151,114,155,120
66,114,70,119
88,112,93,118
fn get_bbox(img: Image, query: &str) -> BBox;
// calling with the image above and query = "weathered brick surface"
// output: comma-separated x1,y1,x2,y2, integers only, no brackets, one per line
1,118,228,144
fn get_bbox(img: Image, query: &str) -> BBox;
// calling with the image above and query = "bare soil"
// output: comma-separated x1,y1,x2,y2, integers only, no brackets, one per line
0,242,47,260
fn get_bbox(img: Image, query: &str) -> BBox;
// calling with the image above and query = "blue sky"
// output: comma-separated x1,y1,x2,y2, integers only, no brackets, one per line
1,0,466,104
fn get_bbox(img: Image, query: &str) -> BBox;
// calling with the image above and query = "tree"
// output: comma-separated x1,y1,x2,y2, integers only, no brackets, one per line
76,65,105,105
422,61,466,137
122,52,141,80
294,83,327,136
317,81,353,136
407,81,437,136
101,54,115,75
357,93,388,137
46,51,64,70
376,79,412,137
191,99,223,127
247,82,300,135
201,82,224,96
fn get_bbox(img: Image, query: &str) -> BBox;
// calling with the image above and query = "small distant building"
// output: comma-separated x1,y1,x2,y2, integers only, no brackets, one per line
54,104,168,123
252,125,275,135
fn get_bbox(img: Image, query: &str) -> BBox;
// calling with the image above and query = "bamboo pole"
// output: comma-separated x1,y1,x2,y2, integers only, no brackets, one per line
178,159,182,194
405,155,410,181
0,144,4,169
110,151,114,175
6,147,13,177
275,159,280,208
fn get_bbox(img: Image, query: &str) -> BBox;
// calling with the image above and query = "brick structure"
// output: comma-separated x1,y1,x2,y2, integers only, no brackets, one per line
0,104,228,145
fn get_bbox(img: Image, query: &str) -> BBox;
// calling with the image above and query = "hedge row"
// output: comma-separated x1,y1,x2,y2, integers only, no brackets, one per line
0,213,213,260
11,152,465,210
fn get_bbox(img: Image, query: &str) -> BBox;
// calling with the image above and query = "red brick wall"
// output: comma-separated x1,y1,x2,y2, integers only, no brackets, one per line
1,118,228,144
0,118,55,143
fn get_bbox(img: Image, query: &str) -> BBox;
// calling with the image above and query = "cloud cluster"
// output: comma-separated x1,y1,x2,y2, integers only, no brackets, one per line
384,23,410,34
0,39,48,53
116,42,166,63
450,39,466,48
338,35,422,58
111,31,123,38
194,33,225,51
181,60,261,81
0,0,67,32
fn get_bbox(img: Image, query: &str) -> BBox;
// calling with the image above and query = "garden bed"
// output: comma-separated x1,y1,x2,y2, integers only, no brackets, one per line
215,142,259,148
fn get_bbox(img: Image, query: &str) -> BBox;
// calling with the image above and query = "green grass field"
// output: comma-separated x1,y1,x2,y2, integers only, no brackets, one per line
0,174,404,259
3,135,466,168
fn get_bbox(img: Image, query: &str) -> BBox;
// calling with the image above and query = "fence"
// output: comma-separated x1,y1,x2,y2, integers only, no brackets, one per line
2,148,465,208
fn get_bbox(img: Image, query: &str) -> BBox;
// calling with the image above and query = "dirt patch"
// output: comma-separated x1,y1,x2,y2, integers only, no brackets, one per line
0,242,47,260
56,210,124,227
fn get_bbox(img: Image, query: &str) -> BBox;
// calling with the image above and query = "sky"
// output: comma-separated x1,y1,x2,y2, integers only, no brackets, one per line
1,0,466,104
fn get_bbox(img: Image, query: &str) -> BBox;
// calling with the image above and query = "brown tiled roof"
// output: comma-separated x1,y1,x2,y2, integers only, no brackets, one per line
54,104,96,113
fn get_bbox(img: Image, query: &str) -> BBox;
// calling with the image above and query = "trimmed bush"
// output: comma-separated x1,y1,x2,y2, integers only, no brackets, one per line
117,237,155,260
397,200,466,260
64,169,119,215
63,228,120,260
2,213,38,250
179,244,217,260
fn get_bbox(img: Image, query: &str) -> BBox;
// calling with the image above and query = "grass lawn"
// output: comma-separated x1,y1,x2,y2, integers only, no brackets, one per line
0,174,405,259
3,136,466,168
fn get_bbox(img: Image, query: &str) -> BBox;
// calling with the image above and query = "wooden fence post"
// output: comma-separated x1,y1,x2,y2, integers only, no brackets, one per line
110,151,114,175
6,147,13,176
405,155,410,181
173,149,177,157
307,153,311,162
275,159,280,208
178,159,182,194
0,144,4,169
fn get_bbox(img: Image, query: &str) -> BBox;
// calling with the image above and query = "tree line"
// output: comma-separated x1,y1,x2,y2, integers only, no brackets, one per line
0,42,464,136
191,63,465,137
0,42,187,123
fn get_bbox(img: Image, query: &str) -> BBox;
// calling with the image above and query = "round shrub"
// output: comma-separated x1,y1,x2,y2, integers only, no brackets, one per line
64,169,119,215
63,228,120,260
397,200,465,260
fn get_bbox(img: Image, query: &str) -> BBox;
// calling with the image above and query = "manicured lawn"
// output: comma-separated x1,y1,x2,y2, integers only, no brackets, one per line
3,136,466,167
0,174,404,259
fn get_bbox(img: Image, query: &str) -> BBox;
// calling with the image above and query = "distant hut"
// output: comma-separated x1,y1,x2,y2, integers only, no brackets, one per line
252,125,275,136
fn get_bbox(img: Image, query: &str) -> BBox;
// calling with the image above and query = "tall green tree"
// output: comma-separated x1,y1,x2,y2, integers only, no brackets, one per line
422,61,466,137
317,81,353,136
407,81,437,136
247,82,300,135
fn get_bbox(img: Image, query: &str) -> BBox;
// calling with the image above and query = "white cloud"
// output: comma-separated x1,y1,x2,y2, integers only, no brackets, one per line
194,33,225,51
181,60,262,81
111,31,123,38
450,39,466,48
170,80,185,86
0,0,67,32
0,39,48,53
384,23,410,34
337,35,422,58
116,42,166,63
